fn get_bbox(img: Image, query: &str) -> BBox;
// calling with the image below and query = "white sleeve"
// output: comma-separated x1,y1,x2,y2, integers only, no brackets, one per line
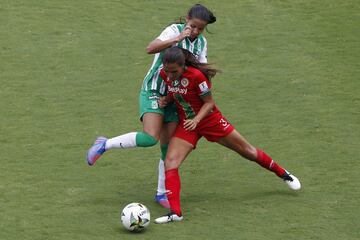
198,39,208,63
157,24,180,41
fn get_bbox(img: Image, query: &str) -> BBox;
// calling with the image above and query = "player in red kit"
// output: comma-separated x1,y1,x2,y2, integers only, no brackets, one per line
154,46,301,224
159,60,234,145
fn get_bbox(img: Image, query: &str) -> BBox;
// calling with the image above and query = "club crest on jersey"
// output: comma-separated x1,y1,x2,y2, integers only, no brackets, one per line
180,78,189,87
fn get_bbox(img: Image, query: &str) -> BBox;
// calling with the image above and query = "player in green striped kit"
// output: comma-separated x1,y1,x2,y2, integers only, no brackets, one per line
87,4,216,208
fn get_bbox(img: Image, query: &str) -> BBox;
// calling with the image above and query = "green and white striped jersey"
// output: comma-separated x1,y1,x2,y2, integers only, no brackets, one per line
141,23,208,95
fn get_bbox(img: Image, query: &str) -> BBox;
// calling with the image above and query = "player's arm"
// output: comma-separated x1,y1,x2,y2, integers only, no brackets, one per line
158,95,174,108
184,94,215,131
146,26,192,54
194,94,215,122
146,39,178,54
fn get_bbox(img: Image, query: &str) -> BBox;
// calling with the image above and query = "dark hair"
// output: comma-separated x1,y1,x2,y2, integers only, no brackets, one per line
174,4,216,25
188,4,216,24
162,46,218,80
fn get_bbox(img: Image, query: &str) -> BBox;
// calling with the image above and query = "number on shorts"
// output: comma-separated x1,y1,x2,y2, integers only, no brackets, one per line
220,118,229,128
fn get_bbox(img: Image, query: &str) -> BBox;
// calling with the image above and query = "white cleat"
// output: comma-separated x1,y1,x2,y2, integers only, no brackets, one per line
154,212,183,224
283,171,301,190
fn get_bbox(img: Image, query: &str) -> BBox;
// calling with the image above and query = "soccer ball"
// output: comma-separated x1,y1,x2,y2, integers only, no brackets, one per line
120,203,150,232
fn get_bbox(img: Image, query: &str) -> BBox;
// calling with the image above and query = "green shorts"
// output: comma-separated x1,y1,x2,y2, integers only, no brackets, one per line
139,90,178,123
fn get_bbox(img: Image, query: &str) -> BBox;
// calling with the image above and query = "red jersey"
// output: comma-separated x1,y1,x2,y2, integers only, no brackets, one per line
160,66,220,121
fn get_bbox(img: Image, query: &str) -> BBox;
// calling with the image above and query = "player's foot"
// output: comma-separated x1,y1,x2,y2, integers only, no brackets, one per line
154,212,183,224
87,136,107,166
282,171,301,190
155,194,170,209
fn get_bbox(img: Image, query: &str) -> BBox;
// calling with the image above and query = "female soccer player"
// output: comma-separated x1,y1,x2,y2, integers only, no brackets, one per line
153,46,301,224
86,4,217,208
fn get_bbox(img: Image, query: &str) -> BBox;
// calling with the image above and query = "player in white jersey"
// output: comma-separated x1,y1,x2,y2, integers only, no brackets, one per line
86,4,216,208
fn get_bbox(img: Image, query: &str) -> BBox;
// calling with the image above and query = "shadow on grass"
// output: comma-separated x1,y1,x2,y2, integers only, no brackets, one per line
183,188,301,204
239,189,301,201
115,225,154,235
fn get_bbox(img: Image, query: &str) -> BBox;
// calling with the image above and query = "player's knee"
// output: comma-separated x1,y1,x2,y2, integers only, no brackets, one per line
136,132,159,147
245,145,257,161
237,144,257,161
144,135,158,147
151,140,159,147
164,155,180,170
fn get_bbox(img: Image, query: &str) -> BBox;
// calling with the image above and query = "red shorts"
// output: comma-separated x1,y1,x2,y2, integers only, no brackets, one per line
173,112,235,147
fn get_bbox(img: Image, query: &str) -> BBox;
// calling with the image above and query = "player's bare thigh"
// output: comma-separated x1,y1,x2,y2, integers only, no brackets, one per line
160,121,178,145
217,129,257,160
142,112,164,140
165,137,194,170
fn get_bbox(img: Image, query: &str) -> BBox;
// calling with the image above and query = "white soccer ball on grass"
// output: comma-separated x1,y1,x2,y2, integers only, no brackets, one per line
120,203,150,232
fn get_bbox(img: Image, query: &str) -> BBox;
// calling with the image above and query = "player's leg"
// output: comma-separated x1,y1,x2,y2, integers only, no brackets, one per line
86,91,163,166
106,112,162,148
155,137,194,224
164,137,194,171
86,112,161,166
164,137,194,217
155,103,179,208
155,121,178,208
216,129,301,190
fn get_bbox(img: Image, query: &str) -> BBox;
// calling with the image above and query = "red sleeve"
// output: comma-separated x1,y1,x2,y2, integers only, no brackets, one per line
195,71,212,96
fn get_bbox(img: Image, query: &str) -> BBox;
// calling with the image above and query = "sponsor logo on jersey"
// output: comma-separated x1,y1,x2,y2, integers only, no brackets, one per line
181,78,189,87
173,80,180,87
199,81,209,93
148,95,159,100
168,86,188,95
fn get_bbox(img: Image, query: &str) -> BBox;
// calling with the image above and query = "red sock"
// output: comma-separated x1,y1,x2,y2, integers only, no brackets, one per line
255,149,286,177
165,168,182,216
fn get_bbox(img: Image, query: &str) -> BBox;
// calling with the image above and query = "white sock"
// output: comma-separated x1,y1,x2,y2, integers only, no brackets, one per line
105,132,137,150
156,159,166,195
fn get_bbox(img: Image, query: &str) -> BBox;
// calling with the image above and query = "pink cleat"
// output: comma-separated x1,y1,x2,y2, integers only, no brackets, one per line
87,136,107,166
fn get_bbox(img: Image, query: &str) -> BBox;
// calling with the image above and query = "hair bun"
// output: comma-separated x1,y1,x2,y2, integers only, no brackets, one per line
209,14,216,24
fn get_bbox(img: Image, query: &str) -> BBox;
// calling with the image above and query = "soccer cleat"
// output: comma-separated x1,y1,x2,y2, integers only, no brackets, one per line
155,194,170,209
87,136,107,166
154,212,183,224
282,171,301,190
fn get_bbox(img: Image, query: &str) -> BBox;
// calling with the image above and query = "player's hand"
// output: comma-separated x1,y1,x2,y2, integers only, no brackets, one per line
158,96,169,108
183,118,199,131
176,26,192,42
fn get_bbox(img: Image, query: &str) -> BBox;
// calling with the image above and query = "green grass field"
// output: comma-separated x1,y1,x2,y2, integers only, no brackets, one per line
1,0,359,239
